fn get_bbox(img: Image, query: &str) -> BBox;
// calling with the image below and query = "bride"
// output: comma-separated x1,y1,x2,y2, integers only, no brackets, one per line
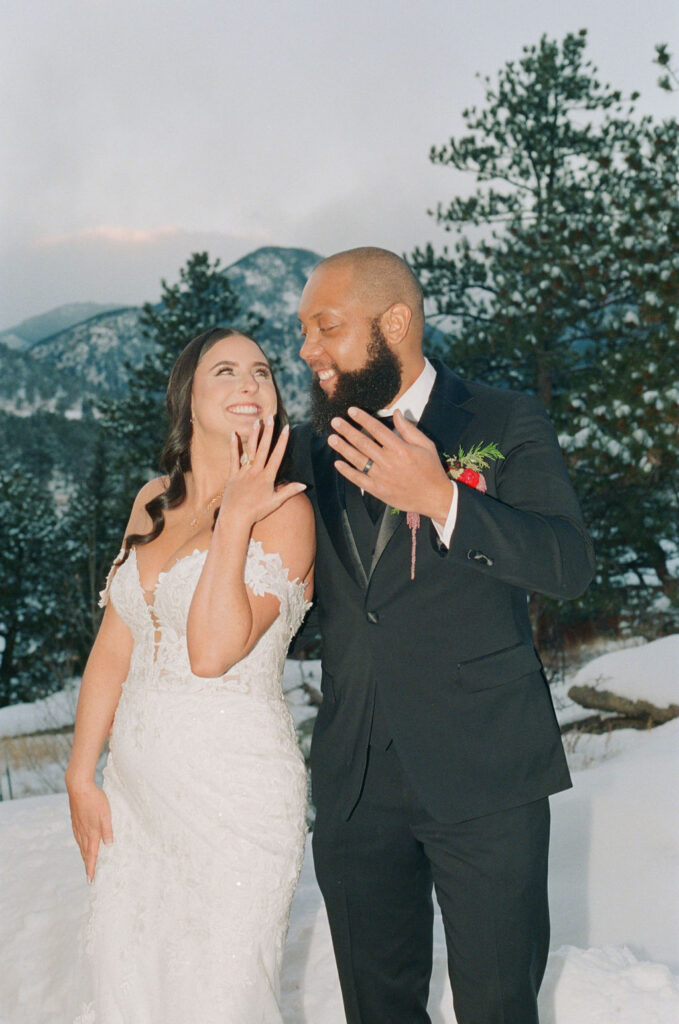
66,327,315,1023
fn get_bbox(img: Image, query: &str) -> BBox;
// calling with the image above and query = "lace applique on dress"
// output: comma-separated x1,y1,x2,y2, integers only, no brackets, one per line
97,548,125,609
245,539,312,641
78,535,310,1023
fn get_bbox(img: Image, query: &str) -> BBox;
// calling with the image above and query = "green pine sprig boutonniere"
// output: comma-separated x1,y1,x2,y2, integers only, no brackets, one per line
443,441,504,493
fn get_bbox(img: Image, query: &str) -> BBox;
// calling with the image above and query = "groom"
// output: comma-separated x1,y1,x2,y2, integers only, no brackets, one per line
291,247,594,1024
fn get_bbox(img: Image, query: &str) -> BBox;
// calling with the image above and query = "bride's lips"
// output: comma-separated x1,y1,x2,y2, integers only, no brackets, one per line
224,404,263,417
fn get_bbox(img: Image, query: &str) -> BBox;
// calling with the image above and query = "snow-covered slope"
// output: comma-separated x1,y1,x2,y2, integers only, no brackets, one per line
1,721,677,1023
570,634,679,709
1,643,678,1022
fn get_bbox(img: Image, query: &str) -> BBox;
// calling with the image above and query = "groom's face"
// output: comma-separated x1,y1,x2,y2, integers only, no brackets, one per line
298,264,402,433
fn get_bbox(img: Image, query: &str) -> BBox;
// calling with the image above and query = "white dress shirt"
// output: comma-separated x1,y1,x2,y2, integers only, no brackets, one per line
380,358,458,548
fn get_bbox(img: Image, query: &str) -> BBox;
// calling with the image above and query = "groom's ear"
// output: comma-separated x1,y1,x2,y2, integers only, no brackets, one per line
380,302,412,347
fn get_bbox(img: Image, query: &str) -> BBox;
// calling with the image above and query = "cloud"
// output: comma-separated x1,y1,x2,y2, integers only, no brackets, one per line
0,227,281,328
33,225,184,249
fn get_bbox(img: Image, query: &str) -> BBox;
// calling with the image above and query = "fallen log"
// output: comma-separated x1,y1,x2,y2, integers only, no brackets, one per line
560,713,656,734
567,684,679,725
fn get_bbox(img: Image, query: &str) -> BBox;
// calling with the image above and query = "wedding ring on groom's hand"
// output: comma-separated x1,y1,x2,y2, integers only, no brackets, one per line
362,458,374,475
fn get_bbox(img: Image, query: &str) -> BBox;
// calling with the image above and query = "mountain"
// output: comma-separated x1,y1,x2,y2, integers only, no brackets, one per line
1,247,325,483
224,246,320,418
29,307,149,410
0,247,324,422
0,245,452,426
0,303,125,350
0,308,145,417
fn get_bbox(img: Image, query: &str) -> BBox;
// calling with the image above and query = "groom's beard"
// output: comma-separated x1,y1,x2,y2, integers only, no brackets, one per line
309,320,402,435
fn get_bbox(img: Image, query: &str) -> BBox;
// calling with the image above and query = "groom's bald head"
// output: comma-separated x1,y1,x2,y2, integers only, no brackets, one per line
313,247,425,342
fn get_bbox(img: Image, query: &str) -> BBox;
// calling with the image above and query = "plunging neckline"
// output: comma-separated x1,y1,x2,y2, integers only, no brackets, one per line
132,546,207,604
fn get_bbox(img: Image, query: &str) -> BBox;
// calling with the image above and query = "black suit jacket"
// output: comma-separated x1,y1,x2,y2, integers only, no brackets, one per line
290,361,595,824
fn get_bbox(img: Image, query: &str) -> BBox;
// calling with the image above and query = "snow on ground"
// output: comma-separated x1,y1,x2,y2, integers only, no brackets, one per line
1,646,678,1022
569,634,679,708
0,684,79,739
549,719,679,968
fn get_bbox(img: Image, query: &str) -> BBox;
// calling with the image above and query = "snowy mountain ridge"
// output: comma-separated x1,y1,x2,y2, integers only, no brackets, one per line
0,302,125,351
0,247,322,420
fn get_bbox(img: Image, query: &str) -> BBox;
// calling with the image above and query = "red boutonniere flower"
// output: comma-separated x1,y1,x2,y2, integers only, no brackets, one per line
394,441,504,581
443,441,504,492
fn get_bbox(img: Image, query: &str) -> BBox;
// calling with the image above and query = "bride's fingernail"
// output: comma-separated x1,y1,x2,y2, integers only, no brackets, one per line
266,414,274,426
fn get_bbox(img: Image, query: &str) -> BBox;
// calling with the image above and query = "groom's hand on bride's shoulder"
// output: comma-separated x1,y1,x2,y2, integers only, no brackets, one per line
328,408,453,525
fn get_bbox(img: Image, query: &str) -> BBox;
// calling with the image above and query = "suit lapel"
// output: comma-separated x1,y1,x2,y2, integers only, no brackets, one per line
311,433,369,590
417,360,474,457
368,361,474,580
369,504,403,577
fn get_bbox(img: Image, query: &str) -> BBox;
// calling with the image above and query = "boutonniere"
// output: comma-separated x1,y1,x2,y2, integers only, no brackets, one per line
393,441,504,580
443,441,504,493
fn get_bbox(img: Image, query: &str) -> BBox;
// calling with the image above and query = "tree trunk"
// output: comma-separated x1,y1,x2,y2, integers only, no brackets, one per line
0,622,18,707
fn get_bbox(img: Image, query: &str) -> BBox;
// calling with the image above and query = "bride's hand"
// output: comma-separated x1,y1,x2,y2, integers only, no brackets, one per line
67,780,113,882
220,419,305,526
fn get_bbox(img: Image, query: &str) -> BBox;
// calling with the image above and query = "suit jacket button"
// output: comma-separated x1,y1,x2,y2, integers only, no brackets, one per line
366,611,380,624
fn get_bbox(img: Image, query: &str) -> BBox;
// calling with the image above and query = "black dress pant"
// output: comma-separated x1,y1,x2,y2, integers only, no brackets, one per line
312,743,550,1024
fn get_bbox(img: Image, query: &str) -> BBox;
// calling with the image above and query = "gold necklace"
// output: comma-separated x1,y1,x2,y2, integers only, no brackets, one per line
189,492,221,528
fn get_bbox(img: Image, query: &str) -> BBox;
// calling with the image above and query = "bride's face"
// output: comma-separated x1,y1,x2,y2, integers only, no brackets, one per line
190,335,277,442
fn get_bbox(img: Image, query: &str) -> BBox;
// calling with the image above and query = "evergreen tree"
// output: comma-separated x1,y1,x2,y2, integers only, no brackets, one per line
0,420,139,706
654,44,678,93
0,470,75,705
412,30,679,641
57,421,133,661
104,251,259,492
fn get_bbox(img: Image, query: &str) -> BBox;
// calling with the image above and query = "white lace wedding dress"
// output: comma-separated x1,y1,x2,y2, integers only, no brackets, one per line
75,540,310,1024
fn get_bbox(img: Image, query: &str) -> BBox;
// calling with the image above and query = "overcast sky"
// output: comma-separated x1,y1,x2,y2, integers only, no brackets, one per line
1,0,676,328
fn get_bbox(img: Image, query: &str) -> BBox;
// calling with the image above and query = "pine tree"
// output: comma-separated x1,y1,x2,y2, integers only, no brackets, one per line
412,30,679,640
654,44,678,93
103,251,259,490
0,470,75,705
57,421,132,660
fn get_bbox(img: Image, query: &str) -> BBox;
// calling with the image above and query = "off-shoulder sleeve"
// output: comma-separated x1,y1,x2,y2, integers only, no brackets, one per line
245,540,312,641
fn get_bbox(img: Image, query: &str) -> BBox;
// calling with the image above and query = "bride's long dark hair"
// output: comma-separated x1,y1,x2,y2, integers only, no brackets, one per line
117,326,290,566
